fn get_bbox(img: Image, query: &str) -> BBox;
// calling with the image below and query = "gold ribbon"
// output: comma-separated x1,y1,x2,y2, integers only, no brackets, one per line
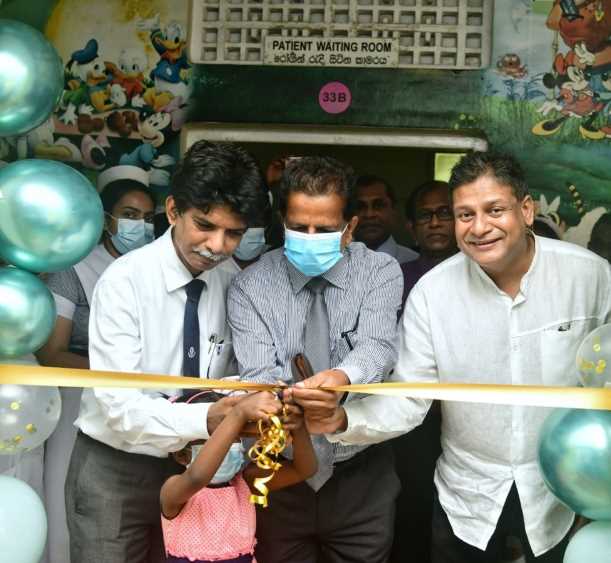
1,364,611,411
247,414,287,508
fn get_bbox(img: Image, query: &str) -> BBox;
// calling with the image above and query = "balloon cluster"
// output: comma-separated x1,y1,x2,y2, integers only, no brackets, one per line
0,19,103,563
537,323,611,561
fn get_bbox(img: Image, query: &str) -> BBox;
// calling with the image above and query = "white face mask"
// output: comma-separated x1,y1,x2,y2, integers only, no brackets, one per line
233,227,268,261
190,442,245,484
109,217,154,254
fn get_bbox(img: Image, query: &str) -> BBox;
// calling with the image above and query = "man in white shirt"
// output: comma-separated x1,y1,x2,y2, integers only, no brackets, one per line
65,141,275,563
292,152,611,562
353,175,419,264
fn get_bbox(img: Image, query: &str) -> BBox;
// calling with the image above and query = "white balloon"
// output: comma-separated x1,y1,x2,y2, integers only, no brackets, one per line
0,384,61,455
576,323,611,388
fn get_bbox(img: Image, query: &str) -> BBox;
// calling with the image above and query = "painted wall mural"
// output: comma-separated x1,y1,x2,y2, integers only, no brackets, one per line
0,0,192,205
0,0,609,249
482,0,610,246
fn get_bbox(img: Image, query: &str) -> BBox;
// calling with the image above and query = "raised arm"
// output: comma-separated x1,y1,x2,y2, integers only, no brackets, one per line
335,257,403,384
87,276,216,451
227,278,284,384
161,391,282,518
244,403,317,492
326,283,437,444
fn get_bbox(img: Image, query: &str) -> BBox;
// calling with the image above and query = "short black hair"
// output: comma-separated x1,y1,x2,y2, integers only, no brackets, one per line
355,174,397,205
589,212,611,260
170,141,267,226
532,217,560,240
405,180,450,220
279,156,356,220
449,152,529,200
100,179,155,215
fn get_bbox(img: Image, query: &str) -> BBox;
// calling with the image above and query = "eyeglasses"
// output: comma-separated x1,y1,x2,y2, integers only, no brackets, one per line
414,207,453,225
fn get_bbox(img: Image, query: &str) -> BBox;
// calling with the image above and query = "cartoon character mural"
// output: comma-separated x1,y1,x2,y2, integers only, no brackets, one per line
533,0,611,139
137,14,191,112
535,184,609,247
12,1,194,204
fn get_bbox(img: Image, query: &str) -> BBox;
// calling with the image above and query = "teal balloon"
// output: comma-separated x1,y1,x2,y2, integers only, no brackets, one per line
0,475,47,563
564,521,611,563
0,19,64,137
0,160,103,272
0,267,56,357
538,408,611,520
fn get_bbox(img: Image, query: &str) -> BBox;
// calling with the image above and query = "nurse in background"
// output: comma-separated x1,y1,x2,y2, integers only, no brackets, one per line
225,186,274,273
36,164,155,563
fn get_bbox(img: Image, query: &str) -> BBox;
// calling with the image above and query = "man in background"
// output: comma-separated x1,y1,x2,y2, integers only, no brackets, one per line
354,174,418,264
391,179,457,563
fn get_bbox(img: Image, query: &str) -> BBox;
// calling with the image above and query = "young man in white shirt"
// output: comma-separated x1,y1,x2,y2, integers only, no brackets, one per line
291,152,611,562
65,141,278,563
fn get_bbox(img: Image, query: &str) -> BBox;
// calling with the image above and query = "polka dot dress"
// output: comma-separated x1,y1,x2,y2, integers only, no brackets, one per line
162,473,256,562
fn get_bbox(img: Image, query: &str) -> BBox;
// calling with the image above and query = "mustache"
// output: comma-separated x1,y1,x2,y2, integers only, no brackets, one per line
193,247,229,263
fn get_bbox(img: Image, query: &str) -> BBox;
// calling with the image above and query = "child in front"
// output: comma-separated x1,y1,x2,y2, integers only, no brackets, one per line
160,390,317,563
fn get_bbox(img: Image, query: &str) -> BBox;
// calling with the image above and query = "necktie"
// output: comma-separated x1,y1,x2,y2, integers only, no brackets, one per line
182,279,206,378
303,277,335,491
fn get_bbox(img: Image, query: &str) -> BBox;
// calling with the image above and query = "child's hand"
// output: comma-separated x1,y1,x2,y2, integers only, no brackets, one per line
234,391,282,423
281,402,305,432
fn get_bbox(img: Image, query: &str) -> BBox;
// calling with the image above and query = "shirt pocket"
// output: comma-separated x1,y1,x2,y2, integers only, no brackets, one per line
332,329,358,360
207,340,237,379
540,318,596,386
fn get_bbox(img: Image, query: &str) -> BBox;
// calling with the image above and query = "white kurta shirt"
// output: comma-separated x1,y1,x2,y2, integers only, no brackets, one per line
76,228,238,457
329,236,611,556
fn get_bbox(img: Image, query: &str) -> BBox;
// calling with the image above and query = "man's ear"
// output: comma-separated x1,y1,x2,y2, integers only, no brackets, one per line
165,195,178,226
521,195,535,227
342,215,359,247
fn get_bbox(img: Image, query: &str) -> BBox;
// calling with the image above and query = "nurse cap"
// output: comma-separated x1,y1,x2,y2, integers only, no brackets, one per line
97,165,150,193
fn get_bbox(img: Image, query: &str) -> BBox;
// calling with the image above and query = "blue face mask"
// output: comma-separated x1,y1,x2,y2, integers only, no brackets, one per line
110,218,154,255
190,442,244,484
233,227,268,261
284,226,346,277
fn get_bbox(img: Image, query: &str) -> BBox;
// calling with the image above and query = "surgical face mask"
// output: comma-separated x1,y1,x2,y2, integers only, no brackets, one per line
109,217,154,255
233,227,268,261
284,226,346,277
190,442,244,485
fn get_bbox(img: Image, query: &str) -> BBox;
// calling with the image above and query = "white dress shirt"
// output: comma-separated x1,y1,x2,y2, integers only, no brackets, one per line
376,235,419,264
329,236,611,556
76,228,238,457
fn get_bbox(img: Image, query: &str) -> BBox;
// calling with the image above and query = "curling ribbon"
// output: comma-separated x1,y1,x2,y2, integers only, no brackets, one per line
1,364,611,410
247,413,287,507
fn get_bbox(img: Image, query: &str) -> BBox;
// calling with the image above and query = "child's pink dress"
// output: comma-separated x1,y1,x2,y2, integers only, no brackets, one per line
161,473,256,563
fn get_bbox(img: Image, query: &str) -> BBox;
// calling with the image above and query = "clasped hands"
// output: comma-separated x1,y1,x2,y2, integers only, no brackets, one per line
208,369,349,436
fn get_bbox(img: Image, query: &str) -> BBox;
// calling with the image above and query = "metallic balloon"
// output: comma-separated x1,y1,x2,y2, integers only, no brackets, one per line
564,521,611,563
0,475,47,563
0,384,61,455
0,160,104,272
0,267,56,357
538,408,611,520
577,323,610,388
0,19,64,137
